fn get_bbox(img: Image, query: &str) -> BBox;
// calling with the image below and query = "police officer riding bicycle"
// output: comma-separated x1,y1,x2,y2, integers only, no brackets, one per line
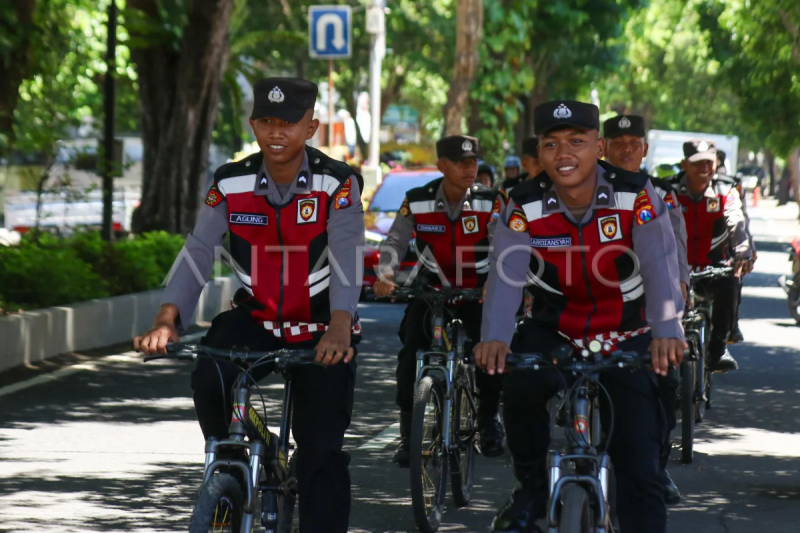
374,134,508,465
671,139,753,372
474,100,686,533
134,77,365,533
603,113,689,504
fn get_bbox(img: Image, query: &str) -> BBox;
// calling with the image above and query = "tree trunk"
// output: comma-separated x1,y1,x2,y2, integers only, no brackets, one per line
788,148,800,220
0,0,36,154
442,0,483,136
765,148,776,196
129,0,234,234
343,85,368,161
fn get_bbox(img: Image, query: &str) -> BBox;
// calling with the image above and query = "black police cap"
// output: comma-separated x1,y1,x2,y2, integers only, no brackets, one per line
436,135,480,161
521,136,539,158
251,77,318,122
534,100,599,136
683,138,717,162
603,114,646,139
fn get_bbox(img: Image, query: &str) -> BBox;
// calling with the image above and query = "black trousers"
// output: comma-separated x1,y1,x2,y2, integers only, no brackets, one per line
396,298,503,414
504,320,667,533
695,275,738,357
191,306,357,533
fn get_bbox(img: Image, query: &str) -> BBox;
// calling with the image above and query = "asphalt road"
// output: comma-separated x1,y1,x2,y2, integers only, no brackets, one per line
0,200,798,532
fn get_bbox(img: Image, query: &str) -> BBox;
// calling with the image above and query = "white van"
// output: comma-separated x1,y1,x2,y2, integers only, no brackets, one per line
645,130,739,176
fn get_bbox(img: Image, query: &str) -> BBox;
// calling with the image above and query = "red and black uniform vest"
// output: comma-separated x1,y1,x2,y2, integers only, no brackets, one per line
213,146,361,341
406,179,501,288
510,165,650,349
672,175,732,268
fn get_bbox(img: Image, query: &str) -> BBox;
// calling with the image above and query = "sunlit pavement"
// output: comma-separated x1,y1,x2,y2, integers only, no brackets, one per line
0,200,798,532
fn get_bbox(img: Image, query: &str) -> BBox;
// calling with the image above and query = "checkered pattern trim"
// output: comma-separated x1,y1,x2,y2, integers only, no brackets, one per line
559,326,651,355
263,319,363,340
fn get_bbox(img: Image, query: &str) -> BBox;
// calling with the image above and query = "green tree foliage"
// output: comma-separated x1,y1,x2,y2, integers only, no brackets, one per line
469,0,534,163
701,0,800,156
597,0,744,138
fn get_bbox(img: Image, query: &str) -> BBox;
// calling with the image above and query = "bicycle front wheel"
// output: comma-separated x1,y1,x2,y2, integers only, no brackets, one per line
558,485,594,533
189,473,244,533
410,375,448,533
450,373,477,508
680,360,695,464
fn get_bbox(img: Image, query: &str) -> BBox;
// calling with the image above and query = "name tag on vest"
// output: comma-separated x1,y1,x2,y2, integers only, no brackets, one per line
530,236,572,248
416,224,446,233
230,213,268,226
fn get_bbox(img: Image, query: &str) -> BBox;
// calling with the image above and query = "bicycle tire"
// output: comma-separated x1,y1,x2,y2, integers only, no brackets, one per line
189,473,244,533
450,374,476,508
695,316,709,421
410,375,448,533
558,485,594,533
680,360,695,464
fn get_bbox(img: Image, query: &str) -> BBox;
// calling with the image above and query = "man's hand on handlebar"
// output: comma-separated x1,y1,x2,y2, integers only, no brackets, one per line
314,311,355,366
374,272,396,299
734,258,752,278
134,304,180,355
473,340,511,375
648,337,687,376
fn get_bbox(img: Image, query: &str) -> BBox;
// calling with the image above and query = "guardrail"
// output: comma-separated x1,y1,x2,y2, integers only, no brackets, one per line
0,277,237,374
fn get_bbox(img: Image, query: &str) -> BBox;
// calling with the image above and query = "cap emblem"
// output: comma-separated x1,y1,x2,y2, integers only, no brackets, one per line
268,86,285,103
619,116,631,128
462,140,473,151
554,104,572,119
697,141,709,152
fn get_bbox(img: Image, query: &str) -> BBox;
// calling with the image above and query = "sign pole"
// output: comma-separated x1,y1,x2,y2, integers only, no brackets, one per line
328,58,335,152
102,0,117,241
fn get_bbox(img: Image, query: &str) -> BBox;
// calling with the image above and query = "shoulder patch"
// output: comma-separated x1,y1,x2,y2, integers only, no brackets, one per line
334,177,353,210
205,184,223,207
508,208,529,233
399,197,411,217
490,197,502,220
663,192,678,210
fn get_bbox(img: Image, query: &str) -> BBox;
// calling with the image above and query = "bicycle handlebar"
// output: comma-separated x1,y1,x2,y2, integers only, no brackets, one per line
143,343,319,368
689,266,734,282
466,349,677,373
365,285,483,302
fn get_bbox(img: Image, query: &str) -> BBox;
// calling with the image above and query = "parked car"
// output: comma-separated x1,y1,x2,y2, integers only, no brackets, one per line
362,168,441,290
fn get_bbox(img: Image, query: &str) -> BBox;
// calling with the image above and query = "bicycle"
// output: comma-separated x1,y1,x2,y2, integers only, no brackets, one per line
144,343,321,533
370,284,483,533
678,266,733,463
480,348,656,533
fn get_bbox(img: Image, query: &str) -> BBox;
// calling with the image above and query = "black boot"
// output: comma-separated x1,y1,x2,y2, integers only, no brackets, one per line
392,411,412,467
663,470,681,504
491,461,547,533
478,397,506,458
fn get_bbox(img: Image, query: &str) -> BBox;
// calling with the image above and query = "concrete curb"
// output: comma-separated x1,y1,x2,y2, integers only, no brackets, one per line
0,277,238,373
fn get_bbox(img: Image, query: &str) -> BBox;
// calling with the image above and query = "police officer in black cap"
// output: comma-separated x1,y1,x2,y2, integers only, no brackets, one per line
603,113,689,505
376,134,508,464
476,100,684,533
135,77,365,532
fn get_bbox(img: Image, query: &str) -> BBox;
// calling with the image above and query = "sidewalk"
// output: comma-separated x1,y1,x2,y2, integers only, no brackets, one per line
746,197,799,245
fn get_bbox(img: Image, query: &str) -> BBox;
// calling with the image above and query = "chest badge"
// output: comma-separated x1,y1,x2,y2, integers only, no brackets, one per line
598,213,623,243
297,197,318,224
462,215,479,234
707,197,721,212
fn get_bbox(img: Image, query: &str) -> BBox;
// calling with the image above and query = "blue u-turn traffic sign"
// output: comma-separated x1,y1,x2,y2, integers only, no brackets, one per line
309,5,352,59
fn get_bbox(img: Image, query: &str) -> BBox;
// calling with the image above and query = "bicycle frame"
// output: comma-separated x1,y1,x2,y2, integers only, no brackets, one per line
546,364,613,533
414,299,461,454
200,368,295,533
